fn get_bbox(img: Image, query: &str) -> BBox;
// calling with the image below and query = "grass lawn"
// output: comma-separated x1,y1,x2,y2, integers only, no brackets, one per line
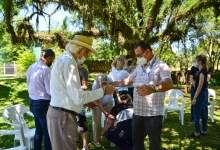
0,77,220,150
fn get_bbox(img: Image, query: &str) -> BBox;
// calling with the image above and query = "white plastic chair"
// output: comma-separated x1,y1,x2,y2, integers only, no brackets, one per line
2,104,35,150
163,89,185,125
208,89,216,122
0,111,27,150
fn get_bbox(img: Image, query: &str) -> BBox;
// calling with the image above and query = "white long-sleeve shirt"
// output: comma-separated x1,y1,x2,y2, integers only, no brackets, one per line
50,51,104,113
26,60,51,100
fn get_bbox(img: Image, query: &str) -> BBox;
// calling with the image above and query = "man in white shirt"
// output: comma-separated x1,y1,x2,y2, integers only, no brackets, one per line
47,35,115,150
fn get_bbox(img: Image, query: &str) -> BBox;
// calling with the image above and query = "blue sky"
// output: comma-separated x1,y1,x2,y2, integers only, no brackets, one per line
18,4,76,32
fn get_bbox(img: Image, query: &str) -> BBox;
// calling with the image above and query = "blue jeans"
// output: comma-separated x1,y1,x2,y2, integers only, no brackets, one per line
30,99,52,150
193,90,208,133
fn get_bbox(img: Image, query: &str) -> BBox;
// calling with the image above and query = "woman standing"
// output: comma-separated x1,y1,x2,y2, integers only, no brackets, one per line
191,55,209,138
189,62,199,123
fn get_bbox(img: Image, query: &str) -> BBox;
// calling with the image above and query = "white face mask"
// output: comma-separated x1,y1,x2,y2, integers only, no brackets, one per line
136,57,147,65
77,56,86,65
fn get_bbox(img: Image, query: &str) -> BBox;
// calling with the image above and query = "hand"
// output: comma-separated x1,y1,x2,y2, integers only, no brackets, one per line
192,98,197,105
103,84,115,95
111,81,122,87
101,81,108,87
93,100,101,106
84,102,97,109
137,85,155,96
106,114,115,120
81,85,88,90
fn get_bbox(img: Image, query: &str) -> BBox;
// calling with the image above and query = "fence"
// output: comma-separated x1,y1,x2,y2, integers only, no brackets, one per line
0,62,17,77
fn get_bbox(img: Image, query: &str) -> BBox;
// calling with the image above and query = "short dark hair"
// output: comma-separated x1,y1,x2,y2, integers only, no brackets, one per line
41,49,55,58
135,41,152,51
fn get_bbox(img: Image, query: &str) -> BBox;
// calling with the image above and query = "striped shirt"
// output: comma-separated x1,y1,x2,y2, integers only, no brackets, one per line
128,57,171,116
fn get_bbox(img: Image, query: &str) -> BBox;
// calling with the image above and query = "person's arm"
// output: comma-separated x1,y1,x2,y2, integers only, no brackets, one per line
44,69,51,95
102,115,115,134
190,75,195,87
192,73,204,105
64,61,105,106
118,67,137,86
137,63,173,96
26,66,31,86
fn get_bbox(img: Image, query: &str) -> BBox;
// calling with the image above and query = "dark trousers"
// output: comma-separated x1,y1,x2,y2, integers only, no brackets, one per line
30,99,52,150
132,115,163,150
190,86,196,122
105,119,132,150
193,90,208,133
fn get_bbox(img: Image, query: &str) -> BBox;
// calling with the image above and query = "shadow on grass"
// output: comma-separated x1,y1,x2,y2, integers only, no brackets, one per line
162,112,220,149
0,85,11,99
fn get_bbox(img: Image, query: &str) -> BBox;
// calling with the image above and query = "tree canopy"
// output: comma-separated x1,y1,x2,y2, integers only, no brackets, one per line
0,0,220,71
0,0,219,48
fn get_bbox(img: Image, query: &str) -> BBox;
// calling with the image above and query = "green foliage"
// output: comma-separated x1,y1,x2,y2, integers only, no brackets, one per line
88,39,127,61
156,49,177,67
210,71,220,86
16,50,35,74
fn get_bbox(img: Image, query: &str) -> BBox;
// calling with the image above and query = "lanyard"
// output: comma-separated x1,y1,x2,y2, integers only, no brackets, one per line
141,58,157,75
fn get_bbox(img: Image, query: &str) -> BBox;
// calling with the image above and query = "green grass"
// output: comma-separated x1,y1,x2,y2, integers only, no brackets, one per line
0,78,220,150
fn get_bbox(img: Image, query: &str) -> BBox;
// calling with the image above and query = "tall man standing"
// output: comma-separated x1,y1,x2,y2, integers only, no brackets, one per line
27,49,55,150
47,35,115,150
122,41,173,150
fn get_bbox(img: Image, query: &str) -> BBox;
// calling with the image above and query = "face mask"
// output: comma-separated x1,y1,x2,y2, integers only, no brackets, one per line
136,57,147,65
77,56,86,65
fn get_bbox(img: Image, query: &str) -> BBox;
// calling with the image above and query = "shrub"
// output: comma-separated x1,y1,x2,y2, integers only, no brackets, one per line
16,51,35,74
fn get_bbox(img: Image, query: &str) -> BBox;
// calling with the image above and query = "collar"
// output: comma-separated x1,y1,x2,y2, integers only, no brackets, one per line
148,56,156,66
65,50,74,59
38,59,48,67
64,50,78,65
142,56,156,68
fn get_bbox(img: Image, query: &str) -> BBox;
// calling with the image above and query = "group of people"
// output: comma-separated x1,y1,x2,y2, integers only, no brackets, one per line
26,34,209,150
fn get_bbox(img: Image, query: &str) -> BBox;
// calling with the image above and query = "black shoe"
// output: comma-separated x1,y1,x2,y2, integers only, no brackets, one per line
201,131,207,136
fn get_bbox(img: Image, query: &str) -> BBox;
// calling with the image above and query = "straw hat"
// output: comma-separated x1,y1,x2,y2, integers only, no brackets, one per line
70,35,95,52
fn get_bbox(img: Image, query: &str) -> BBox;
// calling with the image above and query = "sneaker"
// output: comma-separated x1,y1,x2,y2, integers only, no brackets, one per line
110,143,115,147
82,146,89,150
94,142,102,148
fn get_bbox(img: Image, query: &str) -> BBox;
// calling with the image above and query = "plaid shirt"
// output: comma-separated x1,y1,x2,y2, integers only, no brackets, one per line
129,57,171,116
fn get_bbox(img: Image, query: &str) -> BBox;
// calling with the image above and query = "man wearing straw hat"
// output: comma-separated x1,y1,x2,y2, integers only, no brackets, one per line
47,35,115,150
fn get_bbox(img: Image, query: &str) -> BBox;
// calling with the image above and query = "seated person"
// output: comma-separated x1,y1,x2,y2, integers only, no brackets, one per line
108,57,131,105
108,57,130,92
103,91,133,150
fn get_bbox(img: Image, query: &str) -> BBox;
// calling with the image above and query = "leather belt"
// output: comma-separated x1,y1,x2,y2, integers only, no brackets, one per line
50,106,78,116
